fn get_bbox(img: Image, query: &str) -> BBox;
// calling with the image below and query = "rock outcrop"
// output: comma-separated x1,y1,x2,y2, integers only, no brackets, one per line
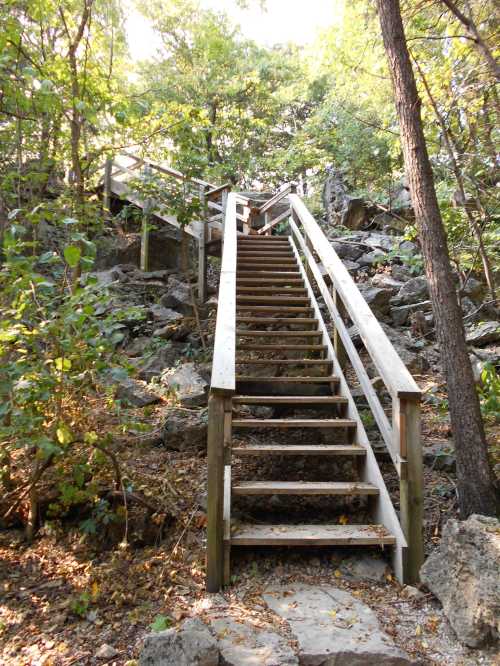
420,514,500,648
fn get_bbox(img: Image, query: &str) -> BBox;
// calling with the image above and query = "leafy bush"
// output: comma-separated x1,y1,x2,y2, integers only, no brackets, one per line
0,216,126,538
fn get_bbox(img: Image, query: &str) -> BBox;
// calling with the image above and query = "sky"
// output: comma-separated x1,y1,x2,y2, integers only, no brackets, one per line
126,0,343,61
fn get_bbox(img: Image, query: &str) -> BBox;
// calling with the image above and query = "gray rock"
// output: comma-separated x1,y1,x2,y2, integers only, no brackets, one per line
343,259,361,274
96,644,119,660
372,212,406,233
163,407,208,450
391,264,413,282
264,584,413,665
461,276,484,300
150,305,184,323
358,249,387,267
161,363,208,407
339,553,389,582
208,614,298,666
323,170,369,229
466,321,500,347
399,240,417,253
363,233,395,252
371,273,404,294
420,514,500,648
423,440,456,472
160,278,192,315
358,285,393,316
390,301,432,327
391,276,429,306
331,240,365,261
140,618,219,666
137,344,186,382
116,377,161,407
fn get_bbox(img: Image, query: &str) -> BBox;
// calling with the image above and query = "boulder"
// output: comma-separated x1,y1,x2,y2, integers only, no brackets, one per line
161,363,208,407
391,276,429,307
115,377,161,407
338,553,389,582
363,232,395,252
150,305,184,324
461,276,484,300
422,440,456,472
465,321,500,347
137,344,186,382
331,240,365,262
391,264,413,282
358,285,393,316
263,584,413,665
358,249,387,267
139,618,218,666
390,301,432,327
371,274,404,294
323,169,370,229
162,407,208,451
420,515,500,648
207,614,298,666
160,278,192,315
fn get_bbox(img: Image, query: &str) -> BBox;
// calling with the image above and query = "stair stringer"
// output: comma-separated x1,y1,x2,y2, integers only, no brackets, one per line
288,235,408,583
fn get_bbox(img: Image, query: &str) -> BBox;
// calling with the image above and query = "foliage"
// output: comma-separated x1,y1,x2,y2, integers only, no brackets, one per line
0,210,126,533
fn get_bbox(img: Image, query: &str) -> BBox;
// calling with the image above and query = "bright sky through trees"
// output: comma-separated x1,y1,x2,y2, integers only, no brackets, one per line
126,0,342,60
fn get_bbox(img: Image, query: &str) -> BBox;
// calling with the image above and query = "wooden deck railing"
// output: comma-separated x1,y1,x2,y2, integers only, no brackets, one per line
287,194,423,581
206,192,237,591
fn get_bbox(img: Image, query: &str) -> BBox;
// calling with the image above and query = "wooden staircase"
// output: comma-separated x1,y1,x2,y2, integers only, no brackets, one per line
207,192,424,592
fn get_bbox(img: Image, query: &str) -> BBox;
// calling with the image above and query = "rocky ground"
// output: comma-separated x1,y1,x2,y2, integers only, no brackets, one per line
1,222,498,665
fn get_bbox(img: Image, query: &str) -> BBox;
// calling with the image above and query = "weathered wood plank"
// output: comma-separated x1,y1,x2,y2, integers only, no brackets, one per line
231,524,396,546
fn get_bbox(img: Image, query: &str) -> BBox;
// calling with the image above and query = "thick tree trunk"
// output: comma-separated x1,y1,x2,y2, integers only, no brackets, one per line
376,0,497,517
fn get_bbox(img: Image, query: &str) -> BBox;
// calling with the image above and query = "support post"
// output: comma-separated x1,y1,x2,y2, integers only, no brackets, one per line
206,391,225,592
140,164,152,272
332,288,348,370
394,396,424,583
103,157,112,219
198,186,208,303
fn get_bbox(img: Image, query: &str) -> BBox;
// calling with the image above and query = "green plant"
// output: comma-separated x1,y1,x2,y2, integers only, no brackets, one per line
478,363,500,419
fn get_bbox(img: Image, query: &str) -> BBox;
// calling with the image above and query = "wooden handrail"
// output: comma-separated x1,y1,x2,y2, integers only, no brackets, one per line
289,194,421,401
258,184,292,215
210,192,237,394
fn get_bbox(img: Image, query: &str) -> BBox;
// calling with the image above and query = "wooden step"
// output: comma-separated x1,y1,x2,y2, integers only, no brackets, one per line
237,250,294,256
237,296,310,305
232,481,378,495
237,271,302,278
237,287,308,294
238,343,326,351
232,444,364,456
237,261,297,272
236,359,332,366
233,395,347,404
232,418,355,428
237,257,296,264
236,376,339,384
236,329,322,337
229,524,396,546
237,278,304,285
239,236,288,242
237,317,318,325
236,306,313,313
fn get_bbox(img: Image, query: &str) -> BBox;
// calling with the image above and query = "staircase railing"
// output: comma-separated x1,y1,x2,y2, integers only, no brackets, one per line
287,194,423,582
206,192,237,592
206,184,423,587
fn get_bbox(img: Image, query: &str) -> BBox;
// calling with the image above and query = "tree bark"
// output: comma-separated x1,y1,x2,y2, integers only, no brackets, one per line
376,0,497,517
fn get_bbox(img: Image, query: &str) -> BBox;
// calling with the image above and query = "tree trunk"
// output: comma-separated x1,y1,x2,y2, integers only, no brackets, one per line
376,0,497,517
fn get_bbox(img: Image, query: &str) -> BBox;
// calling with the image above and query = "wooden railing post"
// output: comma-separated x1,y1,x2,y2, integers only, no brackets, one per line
198,185,208,303
140,164,152,272
103,157,113,220
206,391,225,592
394,396,424,583
332,289,348,371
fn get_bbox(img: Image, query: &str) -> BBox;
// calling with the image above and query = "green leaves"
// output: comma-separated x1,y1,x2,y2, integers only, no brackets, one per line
64,244,81,268
150,615,171,632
